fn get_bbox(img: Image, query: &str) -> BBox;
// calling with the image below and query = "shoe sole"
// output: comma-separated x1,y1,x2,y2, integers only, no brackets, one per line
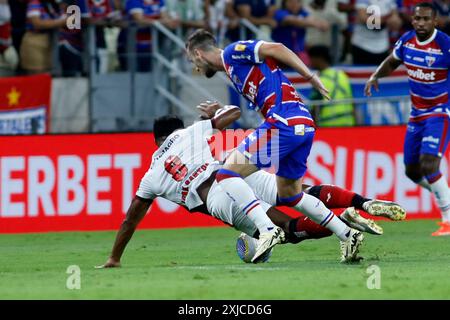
343,209,384,235
367,201,406,221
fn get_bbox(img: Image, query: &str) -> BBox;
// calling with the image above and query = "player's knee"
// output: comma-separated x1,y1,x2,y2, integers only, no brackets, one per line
420,158,440,177
405,166,422,182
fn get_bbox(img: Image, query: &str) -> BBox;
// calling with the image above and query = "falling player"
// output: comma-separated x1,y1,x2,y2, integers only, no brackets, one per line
185,30,372,262
365,2,450,236
97,106,405,268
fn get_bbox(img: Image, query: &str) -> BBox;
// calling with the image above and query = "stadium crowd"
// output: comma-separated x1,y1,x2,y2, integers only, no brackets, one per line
0,0,449,76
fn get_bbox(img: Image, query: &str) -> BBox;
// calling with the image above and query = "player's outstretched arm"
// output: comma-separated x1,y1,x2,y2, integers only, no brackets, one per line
96,196,152,268
257,42,331,100
197,101,241,130
364,54,402,97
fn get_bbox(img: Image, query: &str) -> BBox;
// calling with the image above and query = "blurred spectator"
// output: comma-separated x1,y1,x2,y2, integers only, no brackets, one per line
118,0,180,72
308,45,355,127
234,0,277,27
272,0,329,65
205,0,240,46
80,0,123,74
8,0,27,63
166,0,207,36
0,0,18,71
434,0,450,34
21,0,67,74
305,0,347,54
337,0,356,62
58,0,90,77
234,0,277,40
351,0,401,65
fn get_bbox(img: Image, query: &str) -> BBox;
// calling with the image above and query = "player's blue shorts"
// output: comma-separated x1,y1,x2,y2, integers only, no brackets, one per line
404,115,450,164
237,119,315,180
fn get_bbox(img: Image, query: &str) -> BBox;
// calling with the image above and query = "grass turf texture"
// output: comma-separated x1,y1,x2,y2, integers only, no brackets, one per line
1,219,450,299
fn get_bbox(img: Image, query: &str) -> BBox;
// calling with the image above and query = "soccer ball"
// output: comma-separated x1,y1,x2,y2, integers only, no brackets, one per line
236,233,272,263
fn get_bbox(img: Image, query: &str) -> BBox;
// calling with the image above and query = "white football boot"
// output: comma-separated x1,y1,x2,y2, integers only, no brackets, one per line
251,226,285,263
340,207,383,235
340,228,364,263
363,200,406,221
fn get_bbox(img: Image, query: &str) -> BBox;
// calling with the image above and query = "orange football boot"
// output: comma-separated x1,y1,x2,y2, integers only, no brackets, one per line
431,222,450,236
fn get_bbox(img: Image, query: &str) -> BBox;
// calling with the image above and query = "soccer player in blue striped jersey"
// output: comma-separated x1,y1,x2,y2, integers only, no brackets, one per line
365,2,450,236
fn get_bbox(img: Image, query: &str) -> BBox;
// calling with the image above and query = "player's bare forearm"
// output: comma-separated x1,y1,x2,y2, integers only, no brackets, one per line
212,106,241,130
109,197,151,262
365,54,401,96
197,101,241,130
259,42,313,78
258,42,330,99
371,54,401,80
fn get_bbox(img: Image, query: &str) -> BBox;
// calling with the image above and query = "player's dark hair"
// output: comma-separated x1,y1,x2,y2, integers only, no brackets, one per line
308,45,332,64
153,116,185,142
186,29,217,53
414,2,437,16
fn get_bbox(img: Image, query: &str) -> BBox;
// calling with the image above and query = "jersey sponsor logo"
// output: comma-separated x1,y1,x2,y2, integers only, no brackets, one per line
407,68,436,81
234,44,246,51
245,81,257,102
422,135,439,144
412,57,424,62
231,54,252,60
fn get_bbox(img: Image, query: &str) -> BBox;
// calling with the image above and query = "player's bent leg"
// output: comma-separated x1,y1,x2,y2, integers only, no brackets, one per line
304,184,369,210
217,130,286,262
405,163,431,191
216,150,277,234
206,180,284,262
276,176,364,263
276,176,351,240
305,184,405,221
420,154,450,236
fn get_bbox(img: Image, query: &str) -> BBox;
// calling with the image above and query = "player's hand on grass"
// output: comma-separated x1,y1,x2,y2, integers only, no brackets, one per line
309,74,331,100
364,76,379,97
197,101,222,119
95,257,121,269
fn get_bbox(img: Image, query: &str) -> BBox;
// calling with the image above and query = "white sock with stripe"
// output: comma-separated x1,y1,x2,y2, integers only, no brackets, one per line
216,169,275,233
280,192,351,241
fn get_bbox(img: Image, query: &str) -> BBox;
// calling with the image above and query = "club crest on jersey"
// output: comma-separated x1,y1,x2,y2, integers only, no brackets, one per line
425,56,436,67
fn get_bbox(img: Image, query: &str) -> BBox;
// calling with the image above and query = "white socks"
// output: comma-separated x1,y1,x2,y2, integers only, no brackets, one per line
428,176,450,223
417,178,431,191
292,193,351,241
216,172,276,233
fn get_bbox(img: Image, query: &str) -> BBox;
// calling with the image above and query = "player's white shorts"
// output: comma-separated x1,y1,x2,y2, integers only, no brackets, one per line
245,170,277,206
206,180,272,237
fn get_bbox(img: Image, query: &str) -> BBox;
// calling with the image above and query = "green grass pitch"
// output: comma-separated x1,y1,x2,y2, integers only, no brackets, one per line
1,219,450,299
